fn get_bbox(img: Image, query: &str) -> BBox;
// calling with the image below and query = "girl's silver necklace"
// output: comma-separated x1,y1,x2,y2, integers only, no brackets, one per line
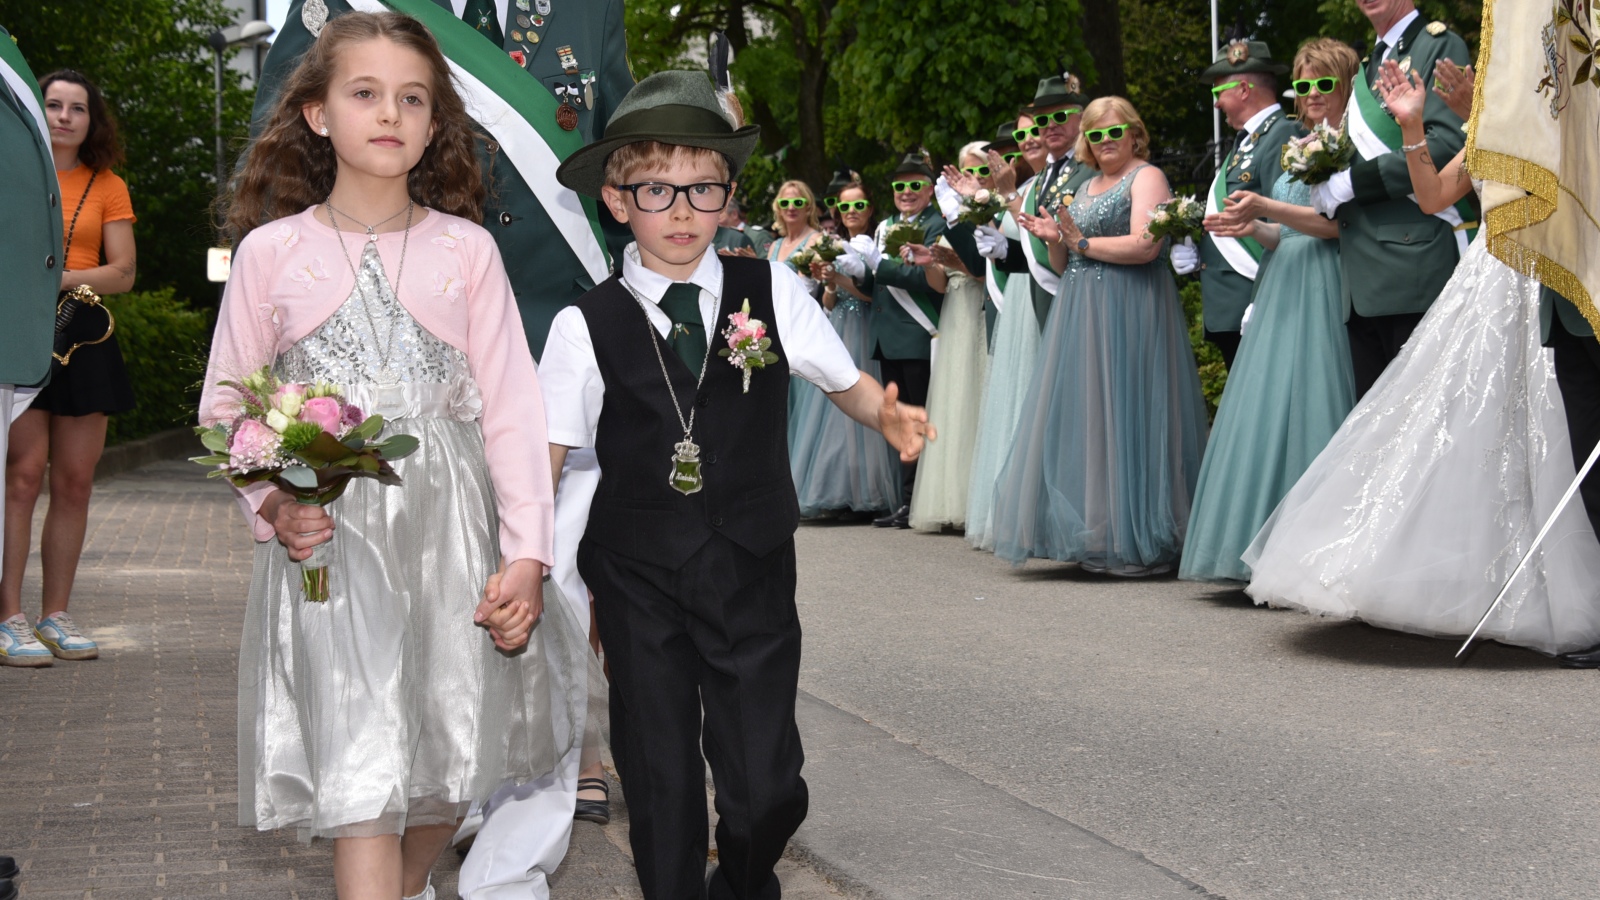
326,199,413,385
324,199,412,242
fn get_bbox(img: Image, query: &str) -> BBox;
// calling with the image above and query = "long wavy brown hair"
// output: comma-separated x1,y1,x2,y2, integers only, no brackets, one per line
39,70,124,171
226,11,485,241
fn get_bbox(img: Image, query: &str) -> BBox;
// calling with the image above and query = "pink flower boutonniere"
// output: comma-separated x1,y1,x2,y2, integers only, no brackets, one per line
718,300,780,393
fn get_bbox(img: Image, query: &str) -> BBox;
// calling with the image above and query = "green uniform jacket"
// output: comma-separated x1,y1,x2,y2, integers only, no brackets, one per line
713,226,753,254
868,206,945,360
1336,18,1471,320
997,155,1096,327
1199,108,1301,333
253,0,633,357
0,28,64,387
1541,286,1595,343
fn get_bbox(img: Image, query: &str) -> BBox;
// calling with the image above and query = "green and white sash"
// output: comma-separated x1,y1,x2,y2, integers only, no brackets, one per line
1350,71,1476,255
1019,175,1061,294
354,0,610,283
985,212,1012,312
873,216,940,338
1206,158,1266,280
0,32,46,139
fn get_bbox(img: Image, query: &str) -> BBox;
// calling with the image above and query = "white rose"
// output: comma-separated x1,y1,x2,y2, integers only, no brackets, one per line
266,409,293,433
1305,139,1325,154
973,189,992,205
278,392,304,417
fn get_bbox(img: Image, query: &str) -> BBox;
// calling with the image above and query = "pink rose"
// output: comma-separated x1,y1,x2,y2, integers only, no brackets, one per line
300,396,342,433
729,310,750,329
228,419,282,470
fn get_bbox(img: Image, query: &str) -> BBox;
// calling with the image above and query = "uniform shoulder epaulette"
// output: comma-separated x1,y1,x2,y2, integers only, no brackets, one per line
1426,21,1447,36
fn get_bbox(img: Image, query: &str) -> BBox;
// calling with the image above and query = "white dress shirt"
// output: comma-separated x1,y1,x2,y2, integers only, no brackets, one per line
539,243,862,448
1239,103,1282,139
1376,9,1422,57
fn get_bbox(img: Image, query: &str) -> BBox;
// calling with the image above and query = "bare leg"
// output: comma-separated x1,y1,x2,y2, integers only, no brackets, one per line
333,834,402,899
400,822,457,896
39,412,106,618
2,409,50,621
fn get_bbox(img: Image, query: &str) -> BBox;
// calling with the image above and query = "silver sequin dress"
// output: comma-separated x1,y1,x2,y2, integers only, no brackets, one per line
240,243,582,840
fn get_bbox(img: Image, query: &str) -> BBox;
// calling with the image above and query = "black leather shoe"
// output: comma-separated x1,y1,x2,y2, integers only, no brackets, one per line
873,505,909,528
1556,644,1600,668
574,776,610,825
0,876,16,900
0,857,15,880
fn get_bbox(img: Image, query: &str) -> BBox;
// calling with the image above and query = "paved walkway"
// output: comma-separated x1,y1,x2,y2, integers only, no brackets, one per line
0,460,844,899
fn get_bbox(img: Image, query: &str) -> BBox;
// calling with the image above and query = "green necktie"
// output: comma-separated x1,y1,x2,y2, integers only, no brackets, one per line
658,283,707,374
461,0,504,45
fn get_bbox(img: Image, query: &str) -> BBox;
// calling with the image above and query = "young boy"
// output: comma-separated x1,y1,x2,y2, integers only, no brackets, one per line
539,71,933,899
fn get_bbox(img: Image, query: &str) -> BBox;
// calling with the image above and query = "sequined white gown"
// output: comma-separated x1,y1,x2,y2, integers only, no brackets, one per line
240,244,584,840
1243,236,1600,655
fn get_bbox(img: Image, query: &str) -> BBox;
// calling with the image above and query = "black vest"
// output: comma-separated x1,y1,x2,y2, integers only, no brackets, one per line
580,258,799,569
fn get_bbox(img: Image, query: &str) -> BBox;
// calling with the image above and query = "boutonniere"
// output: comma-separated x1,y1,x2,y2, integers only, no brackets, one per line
718,300,780,393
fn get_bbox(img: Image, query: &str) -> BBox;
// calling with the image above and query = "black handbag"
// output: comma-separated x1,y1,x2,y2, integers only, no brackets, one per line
52,170,114,366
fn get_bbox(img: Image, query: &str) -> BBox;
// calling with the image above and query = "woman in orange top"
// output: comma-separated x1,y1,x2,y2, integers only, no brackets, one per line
1,70,137,666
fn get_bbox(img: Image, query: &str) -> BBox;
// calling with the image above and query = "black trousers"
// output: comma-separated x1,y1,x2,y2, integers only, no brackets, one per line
1347,310,1426,399
1549,319,1600,537
877,357,931,504
579,535,808,900
1203,328,1240,370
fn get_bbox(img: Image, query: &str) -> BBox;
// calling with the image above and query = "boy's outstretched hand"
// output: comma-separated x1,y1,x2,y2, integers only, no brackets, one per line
474,558,545,651
878,381,936,462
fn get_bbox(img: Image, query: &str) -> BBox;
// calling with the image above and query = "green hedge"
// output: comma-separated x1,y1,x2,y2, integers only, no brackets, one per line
104,288,212,446
1180,278,1227,419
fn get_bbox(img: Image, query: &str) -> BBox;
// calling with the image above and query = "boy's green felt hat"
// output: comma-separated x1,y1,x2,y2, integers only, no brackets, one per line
556,70,762,198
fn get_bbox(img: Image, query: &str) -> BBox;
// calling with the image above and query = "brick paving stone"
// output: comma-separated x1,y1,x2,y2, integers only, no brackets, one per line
0,460,847,899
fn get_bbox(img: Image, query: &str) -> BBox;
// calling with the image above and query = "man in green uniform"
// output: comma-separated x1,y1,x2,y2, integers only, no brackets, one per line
0,25,65,678
253,0,633,357
1191,40,1301,369
1309,0,1472,397
993,74,1095,327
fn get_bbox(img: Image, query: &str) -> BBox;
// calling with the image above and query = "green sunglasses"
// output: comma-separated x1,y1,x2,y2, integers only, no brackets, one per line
836,199,870,212
1292,76,1340,96
1033,109,1079,127
891,179,930,192
1210,80,1245,98
822,196,839,208
1085,124,1132,144
1002,152,1022,162
961,165,992,177
1011,124,1043,143
776,197,810,209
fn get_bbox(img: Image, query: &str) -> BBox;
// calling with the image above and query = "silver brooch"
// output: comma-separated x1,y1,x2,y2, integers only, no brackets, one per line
302,0,329,36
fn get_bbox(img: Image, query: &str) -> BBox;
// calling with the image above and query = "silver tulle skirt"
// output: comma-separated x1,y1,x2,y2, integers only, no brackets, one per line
237,417,584,841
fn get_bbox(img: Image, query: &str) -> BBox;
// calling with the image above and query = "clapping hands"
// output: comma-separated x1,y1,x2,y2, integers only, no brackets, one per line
1432,59,1475,121
1205,190,1265,239
1376,59,1428,128
941,164,982,198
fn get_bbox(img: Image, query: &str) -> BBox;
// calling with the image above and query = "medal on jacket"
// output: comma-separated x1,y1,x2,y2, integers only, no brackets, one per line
622,279,710,495
555,45,581,130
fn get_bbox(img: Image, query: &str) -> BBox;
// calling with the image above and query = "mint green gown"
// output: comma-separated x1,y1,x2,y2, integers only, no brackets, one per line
1178,174,1356,582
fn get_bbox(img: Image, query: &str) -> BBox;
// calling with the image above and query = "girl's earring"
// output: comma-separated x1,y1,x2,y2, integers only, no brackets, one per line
320,126,329,136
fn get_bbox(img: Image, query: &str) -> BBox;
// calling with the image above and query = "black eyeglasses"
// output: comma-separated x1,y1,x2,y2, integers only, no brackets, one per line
1085,124,1131,144
614,181,731,213
1033,109,1079,127
1012,125,1043,143
1292,76,1340,96
836,199,870,212
891,179,929,193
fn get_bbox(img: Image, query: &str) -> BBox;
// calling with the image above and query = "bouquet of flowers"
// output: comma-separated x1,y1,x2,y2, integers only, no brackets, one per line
882,222,926,259
956,188,1006,227
1144,194,1206,243
812,233,847,262
787,248,819,274
1281,121,1355,185
192,367,420,601
718,300,781,393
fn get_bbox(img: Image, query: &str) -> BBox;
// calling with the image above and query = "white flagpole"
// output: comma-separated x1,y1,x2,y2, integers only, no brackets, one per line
1457,437,1600,658
1211,0,1221,171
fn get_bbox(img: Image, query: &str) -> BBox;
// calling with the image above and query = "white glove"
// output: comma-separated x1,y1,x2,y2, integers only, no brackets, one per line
1239,302,1255,336
974,224,1009,260
934,175,964,222
1310,170,1355,218
833,246,866,279
1169,236,1200,275
849,234,884,270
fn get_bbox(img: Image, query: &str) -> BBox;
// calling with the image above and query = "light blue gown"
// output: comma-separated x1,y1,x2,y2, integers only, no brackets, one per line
1179,174,1355,583
991,166,1210,572
965,211,1042,550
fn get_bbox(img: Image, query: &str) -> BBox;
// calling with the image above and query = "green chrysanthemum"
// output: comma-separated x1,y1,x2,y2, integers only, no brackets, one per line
279,421,324,454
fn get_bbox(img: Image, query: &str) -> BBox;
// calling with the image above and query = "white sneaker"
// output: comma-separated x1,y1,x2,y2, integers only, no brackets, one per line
34,612,99,660
0,614,53,667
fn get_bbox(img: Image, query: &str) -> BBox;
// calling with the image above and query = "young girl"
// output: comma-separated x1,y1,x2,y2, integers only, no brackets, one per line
202,13,581,899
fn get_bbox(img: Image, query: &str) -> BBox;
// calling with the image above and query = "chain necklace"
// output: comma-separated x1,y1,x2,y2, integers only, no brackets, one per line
324,199,413,243
326,199,414,384
619,277,712,495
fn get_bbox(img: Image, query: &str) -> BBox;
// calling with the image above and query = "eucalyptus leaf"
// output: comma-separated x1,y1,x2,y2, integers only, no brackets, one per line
279,465,319,490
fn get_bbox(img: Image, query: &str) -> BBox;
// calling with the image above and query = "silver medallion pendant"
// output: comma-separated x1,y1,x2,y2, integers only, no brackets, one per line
669,439,704,495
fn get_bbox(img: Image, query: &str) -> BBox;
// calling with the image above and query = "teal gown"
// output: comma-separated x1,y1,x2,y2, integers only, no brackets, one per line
1179,174,1355,582
991,165,1210,572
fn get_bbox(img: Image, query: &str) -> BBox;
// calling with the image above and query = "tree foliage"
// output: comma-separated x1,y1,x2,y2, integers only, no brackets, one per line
0,0,255,308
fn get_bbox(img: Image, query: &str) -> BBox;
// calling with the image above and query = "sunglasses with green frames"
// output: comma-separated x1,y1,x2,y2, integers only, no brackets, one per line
1291,76,1341,96
891,179,930,193
776,197,810,209
1084,124,1132,144
1210,80,1245,98
1002,152,1022,163
961,165,992,177
822,196,838,208
836,199,870,212
1011,124,1043,143
1033,108,1080,127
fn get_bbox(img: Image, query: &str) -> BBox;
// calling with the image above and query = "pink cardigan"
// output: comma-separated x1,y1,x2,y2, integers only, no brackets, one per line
199,207,555,568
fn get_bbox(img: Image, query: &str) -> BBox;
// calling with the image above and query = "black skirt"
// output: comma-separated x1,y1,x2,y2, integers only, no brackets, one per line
34,306,135,417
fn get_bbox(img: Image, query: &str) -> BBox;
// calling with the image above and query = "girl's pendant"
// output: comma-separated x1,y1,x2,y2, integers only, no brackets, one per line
669,438,704,495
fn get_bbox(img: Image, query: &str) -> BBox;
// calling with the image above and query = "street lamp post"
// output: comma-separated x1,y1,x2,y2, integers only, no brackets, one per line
207,21,275,193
